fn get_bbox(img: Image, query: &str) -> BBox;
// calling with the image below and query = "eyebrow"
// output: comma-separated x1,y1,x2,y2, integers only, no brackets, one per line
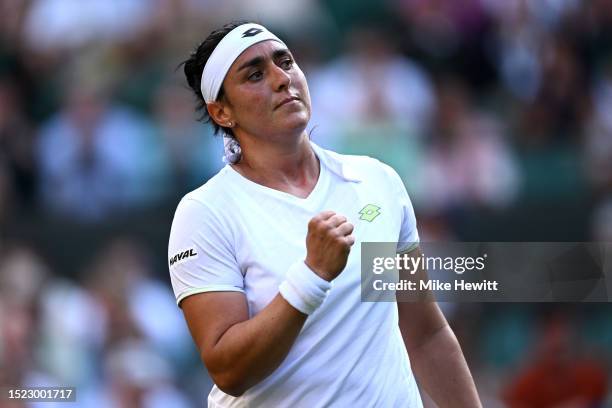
236,49,291,72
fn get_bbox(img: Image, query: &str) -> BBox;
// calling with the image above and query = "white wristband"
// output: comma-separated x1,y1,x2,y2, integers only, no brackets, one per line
279,261,332,315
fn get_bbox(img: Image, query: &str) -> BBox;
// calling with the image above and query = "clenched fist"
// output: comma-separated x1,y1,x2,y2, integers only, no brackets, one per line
304,211,355,281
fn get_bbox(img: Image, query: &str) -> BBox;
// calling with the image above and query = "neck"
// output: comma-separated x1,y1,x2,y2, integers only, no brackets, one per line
231,132,319,195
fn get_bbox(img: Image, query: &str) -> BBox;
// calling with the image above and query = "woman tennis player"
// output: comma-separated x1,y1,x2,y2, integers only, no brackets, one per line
168,21,481,407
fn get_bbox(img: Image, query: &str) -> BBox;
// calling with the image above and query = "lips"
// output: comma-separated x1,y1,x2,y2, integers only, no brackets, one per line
276,95,300,109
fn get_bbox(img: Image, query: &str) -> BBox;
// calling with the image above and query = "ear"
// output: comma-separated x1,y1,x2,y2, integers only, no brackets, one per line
207,100,234,128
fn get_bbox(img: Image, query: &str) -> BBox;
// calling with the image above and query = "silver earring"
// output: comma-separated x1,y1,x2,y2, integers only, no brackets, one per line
227,122,233,127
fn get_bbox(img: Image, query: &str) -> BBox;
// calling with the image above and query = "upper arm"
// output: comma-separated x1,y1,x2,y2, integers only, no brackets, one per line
397,246,448,352
181,291,249,370
168,197,247,371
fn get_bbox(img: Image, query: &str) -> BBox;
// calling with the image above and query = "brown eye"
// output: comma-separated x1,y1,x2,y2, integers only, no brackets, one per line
280,59,293,70
248,71,263,81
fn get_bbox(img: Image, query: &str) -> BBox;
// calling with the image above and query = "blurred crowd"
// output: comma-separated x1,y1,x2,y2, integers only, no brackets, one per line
1,0,612,406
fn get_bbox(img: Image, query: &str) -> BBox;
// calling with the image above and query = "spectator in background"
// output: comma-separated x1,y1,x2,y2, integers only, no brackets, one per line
0,238,196,408
0,244,51,398
103,339,191,408
420,78,519,214
220,0,330,35
83,238,194,369
37,273,107,398
522,36,590,145
85,238,194,407
23,0,154,52
395,0,490,59
0,0,29,48
585,60,612,195
502,314,608,408
490,0,544,102
34,237,194,407
0,77,37,214
394,0,496,91
151,82,223,195
36,76,167,221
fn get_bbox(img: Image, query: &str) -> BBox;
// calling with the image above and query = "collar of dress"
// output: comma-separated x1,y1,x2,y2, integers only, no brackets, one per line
310,142,363,183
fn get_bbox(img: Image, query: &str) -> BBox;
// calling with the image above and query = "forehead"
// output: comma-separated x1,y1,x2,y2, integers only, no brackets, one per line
228,40,290,73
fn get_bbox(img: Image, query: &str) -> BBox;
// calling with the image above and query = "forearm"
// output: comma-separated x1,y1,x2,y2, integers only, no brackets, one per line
405,324,481,408
206,293,307,395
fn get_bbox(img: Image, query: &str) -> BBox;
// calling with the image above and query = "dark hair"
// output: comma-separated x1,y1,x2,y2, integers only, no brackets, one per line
181,20,252,136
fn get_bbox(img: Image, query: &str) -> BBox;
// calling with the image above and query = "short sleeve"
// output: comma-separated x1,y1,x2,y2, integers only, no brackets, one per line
381,162,420,253
168,197,244,307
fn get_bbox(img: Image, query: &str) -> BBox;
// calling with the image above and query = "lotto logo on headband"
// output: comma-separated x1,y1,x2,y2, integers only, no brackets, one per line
242,28,263,38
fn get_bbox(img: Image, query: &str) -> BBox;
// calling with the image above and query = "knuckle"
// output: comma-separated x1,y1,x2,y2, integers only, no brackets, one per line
334,215,347,223
322,210,335,219
309,218,322,229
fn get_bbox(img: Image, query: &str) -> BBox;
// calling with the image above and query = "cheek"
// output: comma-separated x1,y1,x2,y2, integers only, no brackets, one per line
232,90,270,120
294,71,312,109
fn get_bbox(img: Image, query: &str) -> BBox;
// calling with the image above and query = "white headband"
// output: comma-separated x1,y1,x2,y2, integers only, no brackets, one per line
200,23,286,103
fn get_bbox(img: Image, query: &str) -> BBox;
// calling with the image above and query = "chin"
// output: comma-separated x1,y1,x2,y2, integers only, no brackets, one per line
281,112,310,133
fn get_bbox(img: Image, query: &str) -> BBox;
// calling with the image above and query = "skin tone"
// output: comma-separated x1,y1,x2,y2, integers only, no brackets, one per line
206,40,318,199
181,38,481,406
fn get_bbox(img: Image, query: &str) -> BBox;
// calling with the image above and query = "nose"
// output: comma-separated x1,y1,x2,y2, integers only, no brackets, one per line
270,64,291,91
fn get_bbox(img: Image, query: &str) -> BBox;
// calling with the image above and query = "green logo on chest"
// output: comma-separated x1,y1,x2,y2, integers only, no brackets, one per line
359,204,381,222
